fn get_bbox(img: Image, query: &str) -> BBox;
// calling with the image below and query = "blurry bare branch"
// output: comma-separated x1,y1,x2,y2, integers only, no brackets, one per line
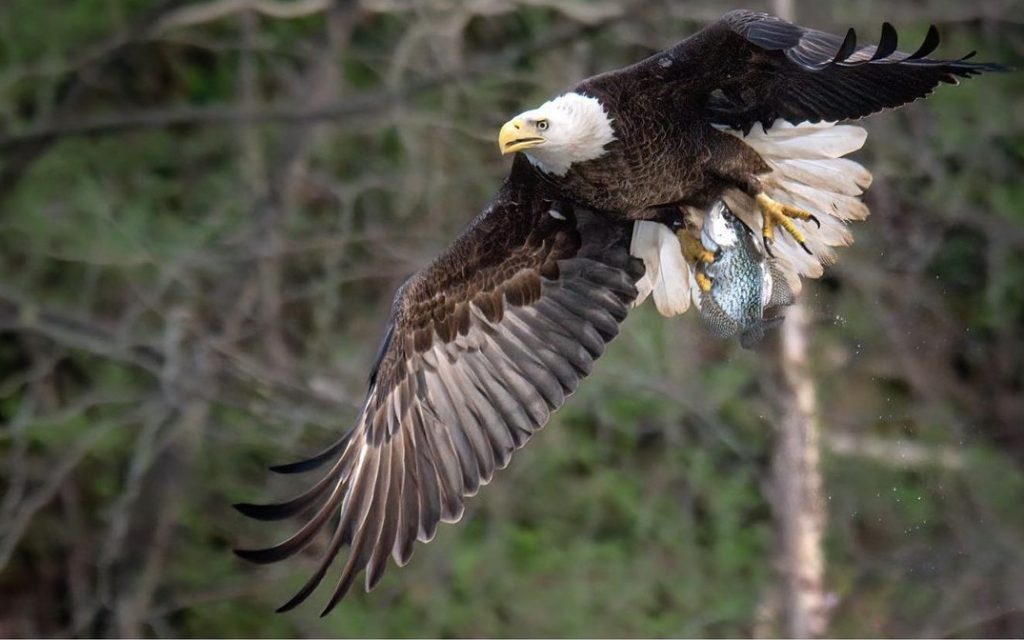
0,285,165,374
0,0,193,204
0,420,117,571
827,433,966,470
154,0,626,32
0,1,646,154
248,0,358,371
114,399,210,636
155,0,332,31
0,285,351,418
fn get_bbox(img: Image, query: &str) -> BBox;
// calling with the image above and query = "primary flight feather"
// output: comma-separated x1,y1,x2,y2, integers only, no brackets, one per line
235,10,1003,614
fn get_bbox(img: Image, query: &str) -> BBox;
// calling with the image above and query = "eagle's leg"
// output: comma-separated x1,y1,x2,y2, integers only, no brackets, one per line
646,205,715,292
704,132,822,257
754,193,821,257
677,229,714,292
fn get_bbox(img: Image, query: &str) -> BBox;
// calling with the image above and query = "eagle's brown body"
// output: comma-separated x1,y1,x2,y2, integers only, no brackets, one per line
235,10,1003,615
529,33,773,217
538,90,762,218
528,12,999,219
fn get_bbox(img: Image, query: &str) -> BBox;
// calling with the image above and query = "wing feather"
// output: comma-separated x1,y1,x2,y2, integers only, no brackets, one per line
236,159,641,613
390,422,418,565
660,10,1006,132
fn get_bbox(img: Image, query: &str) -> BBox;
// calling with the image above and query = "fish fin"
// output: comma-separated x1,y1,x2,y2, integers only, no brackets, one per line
740,316,786,349
766,260,796,309
699,296,742,338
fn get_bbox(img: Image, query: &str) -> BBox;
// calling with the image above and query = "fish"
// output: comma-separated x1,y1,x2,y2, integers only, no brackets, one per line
694,200,794,348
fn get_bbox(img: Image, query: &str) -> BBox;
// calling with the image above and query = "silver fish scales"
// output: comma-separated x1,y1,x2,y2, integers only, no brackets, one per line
696,200,794,348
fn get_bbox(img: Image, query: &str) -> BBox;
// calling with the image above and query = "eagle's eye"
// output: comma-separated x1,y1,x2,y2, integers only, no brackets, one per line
536,119,549,131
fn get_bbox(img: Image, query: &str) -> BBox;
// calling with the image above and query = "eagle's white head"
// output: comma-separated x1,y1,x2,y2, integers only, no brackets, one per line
498,92,616,176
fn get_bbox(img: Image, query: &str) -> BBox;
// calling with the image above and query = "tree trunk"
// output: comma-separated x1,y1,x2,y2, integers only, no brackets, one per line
765,300,829,637
762,2,830,636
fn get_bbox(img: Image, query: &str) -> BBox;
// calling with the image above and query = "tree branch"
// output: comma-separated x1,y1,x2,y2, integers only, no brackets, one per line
0,9,635,153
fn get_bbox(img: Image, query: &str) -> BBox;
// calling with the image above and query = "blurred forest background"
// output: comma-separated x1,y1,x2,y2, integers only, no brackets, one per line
0,0,1022,637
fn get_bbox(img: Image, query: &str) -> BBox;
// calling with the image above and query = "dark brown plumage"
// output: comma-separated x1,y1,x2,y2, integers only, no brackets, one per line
235,157,642,614
547,9,1004,216
235,10,1003,614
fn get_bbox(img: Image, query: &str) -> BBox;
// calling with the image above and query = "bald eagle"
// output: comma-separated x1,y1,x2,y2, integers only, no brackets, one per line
235,10,1002,614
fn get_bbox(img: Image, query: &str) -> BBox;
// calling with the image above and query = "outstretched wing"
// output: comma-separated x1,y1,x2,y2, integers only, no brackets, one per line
625,12,1002,315
234,157,643,615
660,10,1004,132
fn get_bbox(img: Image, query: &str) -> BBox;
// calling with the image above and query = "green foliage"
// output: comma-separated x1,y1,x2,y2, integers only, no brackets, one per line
0,1,1021,637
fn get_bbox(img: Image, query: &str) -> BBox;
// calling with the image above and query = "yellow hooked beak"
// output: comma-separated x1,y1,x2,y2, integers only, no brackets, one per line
499,118,546,155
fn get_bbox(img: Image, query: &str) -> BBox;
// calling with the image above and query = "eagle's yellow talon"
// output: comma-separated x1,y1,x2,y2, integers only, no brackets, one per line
695,271,713,293
677,229,715,265
677,229,715,292
755,193,817,256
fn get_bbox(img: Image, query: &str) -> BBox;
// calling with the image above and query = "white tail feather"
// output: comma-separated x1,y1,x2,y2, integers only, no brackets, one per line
632,120,872,314
775,180,870,222
723,119,872,283
745,123,868,159
630,221,660,306
630,221,691,316
773,158,872,196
